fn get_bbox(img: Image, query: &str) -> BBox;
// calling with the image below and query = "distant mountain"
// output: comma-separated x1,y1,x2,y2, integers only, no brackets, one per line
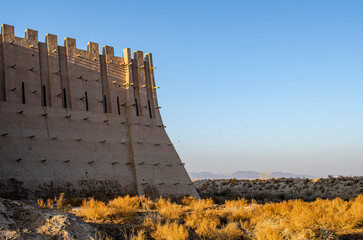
188,171,315,180
188,172,226,180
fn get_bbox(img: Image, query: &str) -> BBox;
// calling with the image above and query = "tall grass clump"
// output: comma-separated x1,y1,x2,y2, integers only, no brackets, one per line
155,198,184,220
78,197,110,220
150,221,189,240
108,195,140,218
37,193,68,210
78,195,142,222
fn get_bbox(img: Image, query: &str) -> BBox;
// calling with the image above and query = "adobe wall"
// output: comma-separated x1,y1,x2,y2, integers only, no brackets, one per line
0,24,199,199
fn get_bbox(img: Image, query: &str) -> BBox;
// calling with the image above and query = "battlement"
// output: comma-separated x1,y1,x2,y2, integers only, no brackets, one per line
0,24,159,117
0,25,198,199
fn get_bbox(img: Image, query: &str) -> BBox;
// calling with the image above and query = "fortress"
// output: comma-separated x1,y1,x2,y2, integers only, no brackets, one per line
0,24,199,199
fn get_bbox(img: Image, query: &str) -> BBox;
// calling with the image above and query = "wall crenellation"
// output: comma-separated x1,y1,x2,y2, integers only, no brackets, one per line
0,24,199,199
0,24,159,117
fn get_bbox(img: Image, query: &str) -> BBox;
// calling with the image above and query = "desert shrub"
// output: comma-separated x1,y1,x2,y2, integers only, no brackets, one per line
120,228,146,240
55,192,65,209
139,195,154,210
215,222,243,240
36,193,68,210
184,208,221,238
37,198,46,208
198,180,210,191
181,196,214,211
155,198,184,220
78,198,110,220
238,195,363,239
152,221,188,240
78,195,143,222
222,198,256,222
46,189,362,240
108,195,140,218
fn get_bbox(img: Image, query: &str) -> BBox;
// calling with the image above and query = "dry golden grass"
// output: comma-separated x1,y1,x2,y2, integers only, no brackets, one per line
39,194,363,239
243,195,363,239
108,195,140,218
77,195,142,222
120,228,146,240
150,221,189,240
78,197,110,220
37,193,68,210
155,198,184,220
181,196,214,210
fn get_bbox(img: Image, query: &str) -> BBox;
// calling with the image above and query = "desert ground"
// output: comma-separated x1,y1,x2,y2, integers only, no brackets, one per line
0,177,362,240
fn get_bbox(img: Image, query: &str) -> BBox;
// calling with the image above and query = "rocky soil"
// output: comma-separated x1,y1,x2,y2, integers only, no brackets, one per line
0,198,102,240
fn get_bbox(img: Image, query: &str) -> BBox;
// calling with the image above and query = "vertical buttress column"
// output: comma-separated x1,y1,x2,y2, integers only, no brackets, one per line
24,28,42,106
38,42,51,106
144,53,162,124
102,46,114,113
46,34,62,108
99,54,111,113
64,38,79,110
1,25,18,104
58,45,71,109
85,42,103,113
144,53,157,120
133,51,149,120
0,32,5,101
123,48,141,196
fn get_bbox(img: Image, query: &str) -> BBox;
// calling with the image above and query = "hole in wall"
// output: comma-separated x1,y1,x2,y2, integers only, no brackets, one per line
117,96,120,115
42,85,46,106
63,88,67,108
148,100,152,118
21,82,25,104
135,98,139,116
103,95,107,113
85,91,89,111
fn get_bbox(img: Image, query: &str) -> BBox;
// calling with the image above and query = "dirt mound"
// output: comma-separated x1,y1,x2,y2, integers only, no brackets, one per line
0,198,99,240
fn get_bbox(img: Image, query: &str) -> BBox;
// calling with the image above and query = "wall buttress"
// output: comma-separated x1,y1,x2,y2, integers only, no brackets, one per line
45,34,62,108
123,47,140,196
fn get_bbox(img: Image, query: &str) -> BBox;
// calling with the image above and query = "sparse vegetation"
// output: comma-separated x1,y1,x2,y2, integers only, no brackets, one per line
195,176,363,203
36,194,362,240
6,177,363,239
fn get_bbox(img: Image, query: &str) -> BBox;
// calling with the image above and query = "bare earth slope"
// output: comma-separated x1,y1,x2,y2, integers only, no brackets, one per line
0,198,99,240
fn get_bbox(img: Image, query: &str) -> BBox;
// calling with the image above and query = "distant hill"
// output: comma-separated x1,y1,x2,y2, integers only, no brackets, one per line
188,171,315,180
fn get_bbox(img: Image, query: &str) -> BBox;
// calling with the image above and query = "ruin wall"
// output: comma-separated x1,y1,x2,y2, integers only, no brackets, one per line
0,24,199,199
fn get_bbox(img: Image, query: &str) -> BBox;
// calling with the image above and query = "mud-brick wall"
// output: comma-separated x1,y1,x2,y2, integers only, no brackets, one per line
0,24,199,199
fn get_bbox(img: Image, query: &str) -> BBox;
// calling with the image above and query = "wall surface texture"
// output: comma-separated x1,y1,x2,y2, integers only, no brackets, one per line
0,24,199,199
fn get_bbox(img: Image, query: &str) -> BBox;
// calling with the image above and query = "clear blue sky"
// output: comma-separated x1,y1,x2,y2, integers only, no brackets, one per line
1,1,362,176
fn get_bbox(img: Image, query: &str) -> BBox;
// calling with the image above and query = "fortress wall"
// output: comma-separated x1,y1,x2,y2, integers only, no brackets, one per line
0,24,198,199
0,101,137,198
